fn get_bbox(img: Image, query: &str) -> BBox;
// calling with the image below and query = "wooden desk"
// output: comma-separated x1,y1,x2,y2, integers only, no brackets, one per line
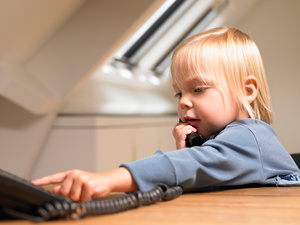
2,187,300,225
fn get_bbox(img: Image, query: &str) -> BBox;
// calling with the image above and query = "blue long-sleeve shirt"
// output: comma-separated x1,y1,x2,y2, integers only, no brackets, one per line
121,118,300,191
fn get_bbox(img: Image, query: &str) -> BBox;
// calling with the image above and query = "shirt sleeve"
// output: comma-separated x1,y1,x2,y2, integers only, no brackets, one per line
121,124,265,191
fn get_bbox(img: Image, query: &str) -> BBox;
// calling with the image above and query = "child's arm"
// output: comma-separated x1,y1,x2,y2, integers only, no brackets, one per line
32,167,138,202
173,122,197,149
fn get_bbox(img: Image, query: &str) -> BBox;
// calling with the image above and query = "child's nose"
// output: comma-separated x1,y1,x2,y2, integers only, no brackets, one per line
179,95,192,109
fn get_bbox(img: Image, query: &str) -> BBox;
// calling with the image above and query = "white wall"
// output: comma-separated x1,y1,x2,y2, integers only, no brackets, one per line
30,116,177,179
0,96,55,178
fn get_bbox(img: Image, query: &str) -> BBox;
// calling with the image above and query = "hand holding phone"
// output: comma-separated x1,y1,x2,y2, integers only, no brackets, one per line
179,119,207,147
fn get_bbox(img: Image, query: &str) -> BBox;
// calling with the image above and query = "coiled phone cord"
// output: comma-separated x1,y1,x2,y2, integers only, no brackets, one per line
37,184,183,221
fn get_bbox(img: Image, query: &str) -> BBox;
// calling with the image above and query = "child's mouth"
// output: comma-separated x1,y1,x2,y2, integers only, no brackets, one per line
187,119,200,127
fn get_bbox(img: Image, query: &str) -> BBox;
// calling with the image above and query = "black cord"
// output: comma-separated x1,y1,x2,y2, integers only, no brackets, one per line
37,201,77,221
79,184,183,218
36,184,183,221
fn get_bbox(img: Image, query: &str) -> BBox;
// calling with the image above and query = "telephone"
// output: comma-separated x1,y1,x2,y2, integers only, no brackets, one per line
185,132,207,147
179,119,207,147
0,168,182,222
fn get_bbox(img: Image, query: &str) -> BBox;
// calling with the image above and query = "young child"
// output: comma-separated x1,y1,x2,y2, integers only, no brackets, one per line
32,27,300,202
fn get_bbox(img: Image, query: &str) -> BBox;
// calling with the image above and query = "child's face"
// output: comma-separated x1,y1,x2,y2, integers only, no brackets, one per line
173,74,249,137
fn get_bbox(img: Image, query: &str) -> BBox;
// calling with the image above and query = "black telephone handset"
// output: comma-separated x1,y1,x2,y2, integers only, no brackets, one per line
179,119,207,147
185,132,207,147
0,168,182,222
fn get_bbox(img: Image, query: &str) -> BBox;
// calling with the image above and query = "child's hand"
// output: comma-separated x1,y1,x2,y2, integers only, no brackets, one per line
32,167,137,202
173,122,197,149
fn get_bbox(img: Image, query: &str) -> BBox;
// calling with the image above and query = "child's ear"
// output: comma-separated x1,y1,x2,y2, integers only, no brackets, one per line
245,75,258,104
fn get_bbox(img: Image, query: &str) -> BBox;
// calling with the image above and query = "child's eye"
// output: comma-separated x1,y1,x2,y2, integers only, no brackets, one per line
174,93,182,99
195,88,204,93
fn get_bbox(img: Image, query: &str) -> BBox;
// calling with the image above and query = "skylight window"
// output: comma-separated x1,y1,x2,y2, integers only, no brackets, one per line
102,0,228,84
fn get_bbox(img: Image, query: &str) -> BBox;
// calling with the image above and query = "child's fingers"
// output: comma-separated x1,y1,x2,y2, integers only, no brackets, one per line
174,124,197,137
52,185,61,194
80,183,94,202
69,177,83,201
173,123,186,136
32,171,68,185
59,174,74,197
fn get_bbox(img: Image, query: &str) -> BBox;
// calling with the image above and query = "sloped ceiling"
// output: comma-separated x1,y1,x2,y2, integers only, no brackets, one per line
0,0,87,62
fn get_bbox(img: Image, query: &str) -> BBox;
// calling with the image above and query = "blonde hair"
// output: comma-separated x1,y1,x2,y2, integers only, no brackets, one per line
171,27,273,124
